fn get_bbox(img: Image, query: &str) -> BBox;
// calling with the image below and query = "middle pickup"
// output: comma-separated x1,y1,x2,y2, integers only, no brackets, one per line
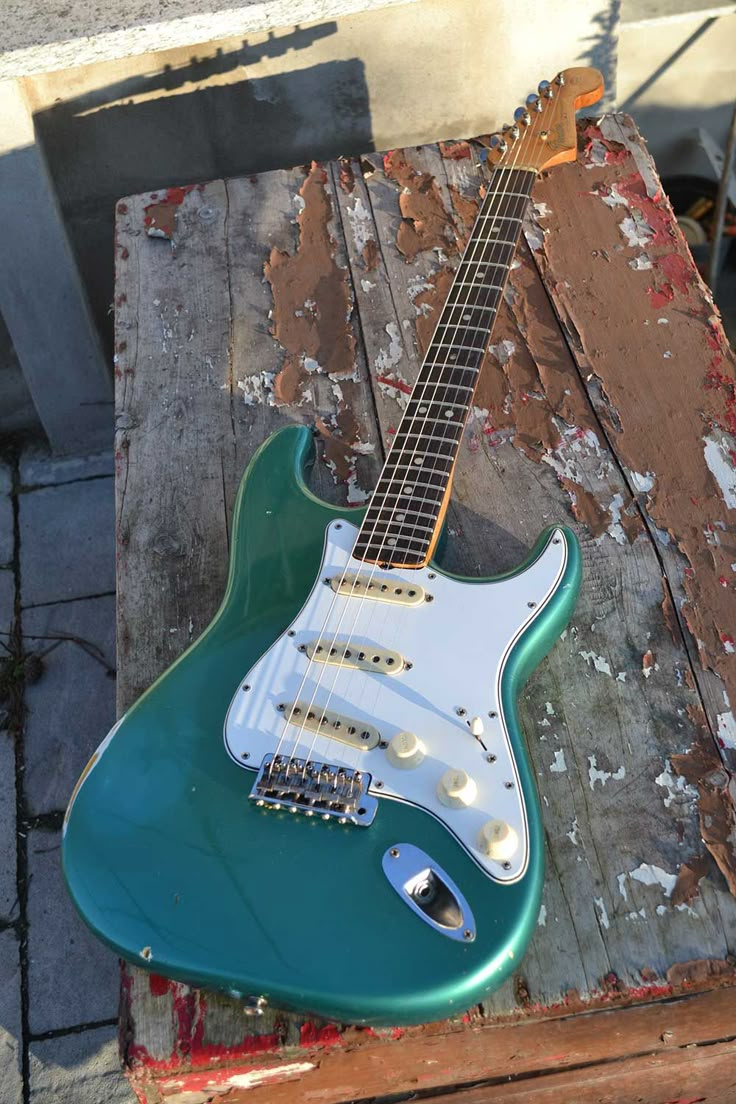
303,640,407,676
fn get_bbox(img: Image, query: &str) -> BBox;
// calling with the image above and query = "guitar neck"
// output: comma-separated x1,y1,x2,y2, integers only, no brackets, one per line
354,166,536,568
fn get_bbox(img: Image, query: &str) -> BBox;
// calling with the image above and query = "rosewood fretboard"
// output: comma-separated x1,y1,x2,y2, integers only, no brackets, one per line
353,166,536,568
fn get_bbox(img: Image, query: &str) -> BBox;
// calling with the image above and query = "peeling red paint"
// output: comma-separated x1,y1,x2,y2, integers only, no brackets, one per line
439,140,472,160
143,185,196,240
148,973,171,997
299,1022,343,1047
376,374,412,396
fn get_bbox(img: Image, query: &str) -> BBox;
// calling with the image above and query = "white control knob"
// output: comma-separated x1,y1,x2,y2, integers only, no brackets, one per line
387,730,425,769
478,819,519,862
437,768,477,809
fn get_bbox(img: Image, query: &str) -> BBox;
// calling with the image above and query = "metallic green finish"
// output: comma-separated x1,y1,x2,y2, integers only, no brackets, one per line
63,425,581,1026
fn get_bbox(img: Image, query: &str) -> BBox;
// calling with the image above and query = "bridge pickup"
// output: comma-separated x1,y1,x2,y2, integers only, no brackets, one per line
278,701,380,750
329,573,427,606
249,754,378,825
305,640,405,676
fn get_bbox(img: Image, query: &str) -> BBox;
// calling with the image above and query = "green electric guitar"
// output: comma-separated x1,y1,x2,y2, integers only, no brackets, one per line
63,67,601,1026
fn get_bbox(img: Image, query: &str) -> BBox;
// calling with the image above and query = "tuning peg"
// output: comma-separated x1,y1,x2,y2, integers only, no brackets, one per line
514,106,531,126
489,135,508,154
501,123,520,141
526,93,543,113
538,79,553,99
555,72,565,86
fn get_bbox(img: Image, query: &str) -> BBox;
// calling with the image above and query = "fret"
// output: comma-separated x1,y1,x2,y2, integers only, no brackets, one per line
363,519,436,536
396,415,463,429
387,450,455,465
435,317,495,334
365,507,442,525
451,279,504,292
408,390,473,403
431,341,486,354
362,533,429,551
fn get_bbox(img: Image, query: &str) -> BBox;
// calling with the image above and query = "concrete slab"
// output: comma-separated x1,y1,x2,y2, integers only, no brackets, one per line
20,447,114,489
29,1025,135,1104
19,477,114,607
0,565,13,638
0,479,13,566
0,732,18,920
0,930,23,1104
27,829,119,1034
23,594,115,815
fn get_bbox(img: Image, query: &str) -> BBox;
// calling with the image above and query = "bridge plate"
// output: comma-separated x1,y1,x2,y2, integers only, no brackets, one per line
249,754,378,825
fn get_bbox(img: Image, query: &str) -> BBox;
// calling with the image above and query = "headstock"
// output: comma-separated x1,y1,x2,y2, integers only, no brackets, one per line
485,67,604,175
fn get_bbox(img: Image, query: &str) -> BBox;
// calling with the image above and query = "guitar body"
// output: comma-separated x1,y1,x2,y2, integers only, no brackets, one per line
63,425,581,1025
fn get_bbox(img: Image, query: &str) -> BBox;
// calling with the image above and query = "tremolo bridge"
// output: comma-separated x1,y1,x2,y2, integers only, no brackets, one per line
249,754,378,825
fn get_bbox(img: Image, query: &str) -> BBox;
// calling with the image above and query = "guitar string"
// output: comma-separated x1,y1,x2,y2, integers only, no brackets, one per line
289,94,554,777
272,140,529,778
287,92,554,777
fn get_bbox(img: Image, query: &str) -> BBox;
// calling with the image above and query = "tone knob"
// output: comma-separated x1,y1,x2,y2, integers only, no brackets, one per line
478,819,519,862
387,730,425,769
437,768,477,809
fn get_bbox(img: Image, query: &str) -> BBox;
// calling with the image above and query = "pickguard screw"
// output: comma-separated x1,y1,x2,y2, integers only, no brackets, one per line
390,847,400,857
298,644,307,652
335,523,342,530
379,740,388,749
405,661,413,670
428,572,436,580
486,754,497,763
505,781,515,789
463,929,473,940
552,537,561,545
241,752,250,760
488,710,498,718
527,601,537,609
502,862,512,871
287,630,295,636
425,594,434,603
456,707,467,717
375,780,384,789
243,684,251,692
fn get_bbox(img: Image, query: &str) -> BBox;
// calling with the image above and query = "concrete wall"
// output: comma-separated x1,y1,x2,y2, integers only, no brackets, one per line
6,0,613,398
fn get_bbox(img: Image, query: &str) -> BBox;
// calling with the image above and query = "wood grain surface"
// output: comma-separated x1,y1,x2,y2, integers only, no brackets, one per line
113,116,736,1102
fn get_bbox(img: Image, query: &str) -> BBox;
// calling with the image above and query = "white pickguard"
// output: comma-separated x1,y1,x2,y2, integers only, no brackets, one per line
224,521,567,883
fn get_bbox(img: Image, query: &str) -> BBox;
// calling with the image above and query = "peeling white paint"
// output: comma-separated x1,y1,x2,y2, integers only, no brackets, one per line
703,434,736,509
545,701,555,715
617,872,628,901
630,470,655,494
606,492,628,545
629,862,677,897
229,1062,316,1088
538,904,547,926
292,194,306,214
617,671,627,682
567,817,580,846
488,339,515,366
360,279,376,293
539,717,551,728
594,897,610,929
550,750,567,773
588,755,625,789
346,196,374,254
717,709,736,749
238,371,275,406
579,650,612,677
655,760,697,809
375,322,403,375
599,183,629,208
346,473,371,505
533,201,552,218
620,211,654,248
628,253,653,270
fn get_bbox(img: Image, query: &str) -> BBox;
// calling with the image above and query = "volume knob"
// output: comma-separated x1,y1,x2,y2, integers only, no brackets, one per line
437,768,477,809
478,819,519,862
387,730,425,769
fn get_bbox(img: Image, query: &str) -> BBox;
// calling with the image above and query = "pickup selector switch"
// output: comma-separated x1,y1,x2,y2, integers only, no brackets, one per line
478,819,519,861
437,768,477,808
387,731,425,769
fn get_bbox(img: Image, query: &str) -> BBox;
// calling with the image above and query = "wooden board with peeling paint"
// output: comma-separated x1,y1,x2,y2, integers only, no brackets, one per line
114,117,736,1103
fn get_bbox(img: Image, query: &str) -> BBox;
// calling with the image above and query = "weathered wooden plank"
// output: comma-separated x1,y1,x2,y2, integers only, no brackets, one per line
113,119,736,1100
131,985,736,1103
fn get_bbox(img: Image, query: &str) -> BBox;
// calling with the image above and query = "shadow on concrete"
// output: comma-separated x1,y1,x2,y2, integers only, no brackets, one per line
32,24,373,354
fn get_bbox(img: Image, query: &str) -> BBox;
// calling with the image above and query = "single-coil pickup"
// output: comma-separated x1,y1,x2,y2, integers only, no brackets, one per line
305,640,406,676
278,701,380,750
329,573,427,606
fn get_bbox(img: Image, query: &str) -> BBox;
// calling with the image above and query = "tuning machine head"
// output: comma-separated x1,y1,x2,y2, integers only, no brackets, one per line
488,134,508,154
526,93,543,113
513,106,531,127
538,79,554,99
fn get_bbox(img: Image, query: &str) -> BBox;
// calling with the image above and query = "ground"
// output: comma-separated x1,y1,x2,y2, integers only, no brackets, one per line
0,446,134,1103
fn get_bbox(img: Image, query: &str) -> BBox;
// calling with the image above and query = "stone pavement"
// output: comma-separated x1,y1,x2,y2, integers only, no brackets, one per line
0,447,135,1103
